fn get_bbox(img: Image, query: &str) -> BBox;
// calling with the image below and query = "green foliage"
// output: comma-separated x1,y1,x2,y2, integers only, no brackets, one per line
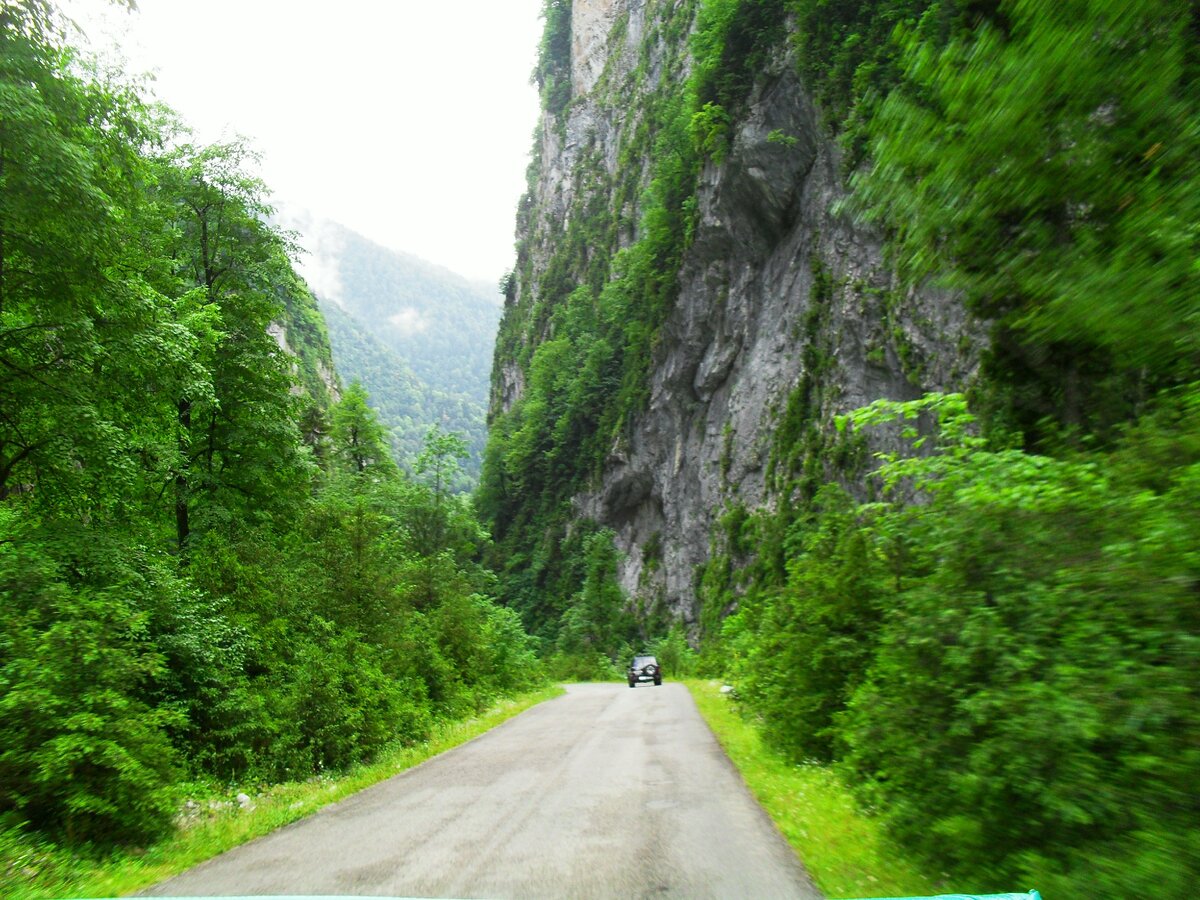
766,128,799,148
317,224,499,486
557,530,636,661
535,0,573,115
698,8,1200,888
0,5,543,855
730,392,1200,895
689,101,732,162
545,651,625,683
848,0,1199,431
330,381,397,476
649,627,698,678
692,0,789,115
789,0,937,159
141,134,317,552
415,425,469,504
0,514,180,845
0,0,159,514
724,485,886,761
838,393,1198,893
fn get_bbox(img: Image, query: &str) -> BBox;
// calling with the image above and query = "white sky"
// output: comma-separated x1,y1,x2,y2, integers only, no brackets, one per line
61,0,545,283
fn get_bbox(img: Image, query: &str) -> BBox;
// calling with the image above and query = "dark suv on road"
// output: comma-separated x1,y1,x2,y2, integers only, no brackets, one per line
628,654,662,687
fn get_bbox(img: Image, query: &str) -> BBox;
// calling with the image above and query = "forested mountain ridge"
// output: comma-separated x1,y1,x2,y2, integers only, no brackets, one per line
318,299,428,435
296,218,502,485
481,0,1198,895
331,223,500,398
0,1,540,879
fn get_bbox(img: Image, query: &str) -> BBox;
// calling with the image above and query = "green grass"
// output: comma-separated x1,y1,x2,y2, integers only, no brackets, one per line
684,679,942,899
1,685,564,900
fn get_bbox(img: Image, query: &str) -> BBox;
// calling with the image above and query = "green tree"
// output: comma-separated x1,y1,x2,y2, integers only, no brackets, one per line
0,512,181,845
405,426,479,564
0,1,169,514
557,530,632,662
415,425,468,504
145,138,315,550
330,380,396,476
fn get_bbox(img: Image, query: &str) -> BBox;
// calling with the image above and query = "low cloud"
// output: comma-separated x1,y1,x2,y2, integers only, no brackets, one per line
389,308,429,336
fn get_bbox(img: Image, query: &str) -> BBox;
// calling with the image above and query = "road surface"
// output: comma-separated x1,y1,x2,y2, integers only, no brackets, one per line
144,682,823,899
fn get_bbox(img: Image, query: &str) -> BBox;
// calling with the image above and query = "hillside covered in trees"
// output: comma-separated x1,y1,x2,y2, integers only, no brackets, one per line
481,0,1198,895
0,0,539,873
305,221,503,489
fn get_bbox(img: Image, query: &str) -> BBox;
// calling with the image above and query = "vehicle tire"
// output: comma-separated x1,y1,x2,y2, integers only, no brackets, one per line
628,681,635,688
654,678,662,685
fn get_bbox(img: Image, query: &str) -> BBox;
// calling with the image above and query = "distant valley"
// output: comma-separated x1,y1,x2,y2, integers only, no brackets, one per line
291,216,502,488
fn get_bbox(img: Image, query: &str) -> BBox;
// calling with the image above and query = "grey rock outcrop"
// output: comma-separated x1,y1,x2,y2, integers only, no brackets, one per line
506,0,978,629
269,319,341,403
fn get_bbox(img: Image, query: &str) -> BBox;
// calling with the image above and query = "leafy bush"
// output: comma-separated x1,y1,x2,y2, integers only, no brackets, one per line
649,627,698,678
838,393,1200,892
730,393,1200,895
689,101,732,161
545,652,624,683
0,517,179,845
724,485,886,761
279,625,424,774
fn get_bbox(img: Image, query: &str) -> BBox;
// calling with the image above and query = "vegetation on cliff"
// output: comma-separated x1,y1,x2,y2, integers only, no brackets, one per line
484,0,1198,895
0,0,540,874
480,0,707,649
720,3,1198,893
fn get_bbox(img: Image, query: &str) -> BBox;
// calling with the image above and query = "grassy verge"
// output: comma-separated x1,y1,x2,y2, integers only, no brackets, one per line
2,685,564,900
684,679,941,899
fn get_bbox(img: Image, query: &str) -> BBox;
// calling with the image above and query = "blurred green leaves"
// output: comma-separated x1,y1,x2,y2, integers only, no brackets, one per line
727,390,1200,894
850,0,1199,372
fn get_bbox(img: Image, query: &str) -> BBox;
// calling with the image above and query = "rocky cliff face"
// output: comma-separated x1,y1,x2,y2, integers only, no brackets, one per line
268,319,340,403
270,284,341,417
494,0,978,631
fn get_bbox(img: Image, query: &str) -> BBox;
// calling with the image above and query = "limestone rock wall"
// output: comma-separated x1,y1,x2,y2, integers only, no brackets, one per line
503,0,977,627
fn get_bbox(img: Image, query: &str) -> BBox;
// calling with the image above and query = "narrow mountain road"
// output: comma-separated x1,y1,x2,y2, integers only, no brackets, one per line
144,682,823,899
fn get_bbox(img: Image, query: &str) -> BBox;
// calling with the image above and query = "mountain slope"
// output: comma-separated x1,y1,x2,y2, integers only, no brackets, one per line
320,299,486,484
333,226,501,400
294,219,503,483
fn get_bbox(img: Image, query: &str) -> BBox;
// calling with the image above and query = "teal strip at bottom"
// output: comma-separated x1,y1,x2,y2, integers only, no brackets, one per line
844,892,1043,900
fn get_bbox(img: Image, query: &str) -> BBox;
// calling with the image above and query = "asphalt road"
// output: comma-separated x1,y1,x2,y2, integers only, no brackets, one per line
144,682,823,899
